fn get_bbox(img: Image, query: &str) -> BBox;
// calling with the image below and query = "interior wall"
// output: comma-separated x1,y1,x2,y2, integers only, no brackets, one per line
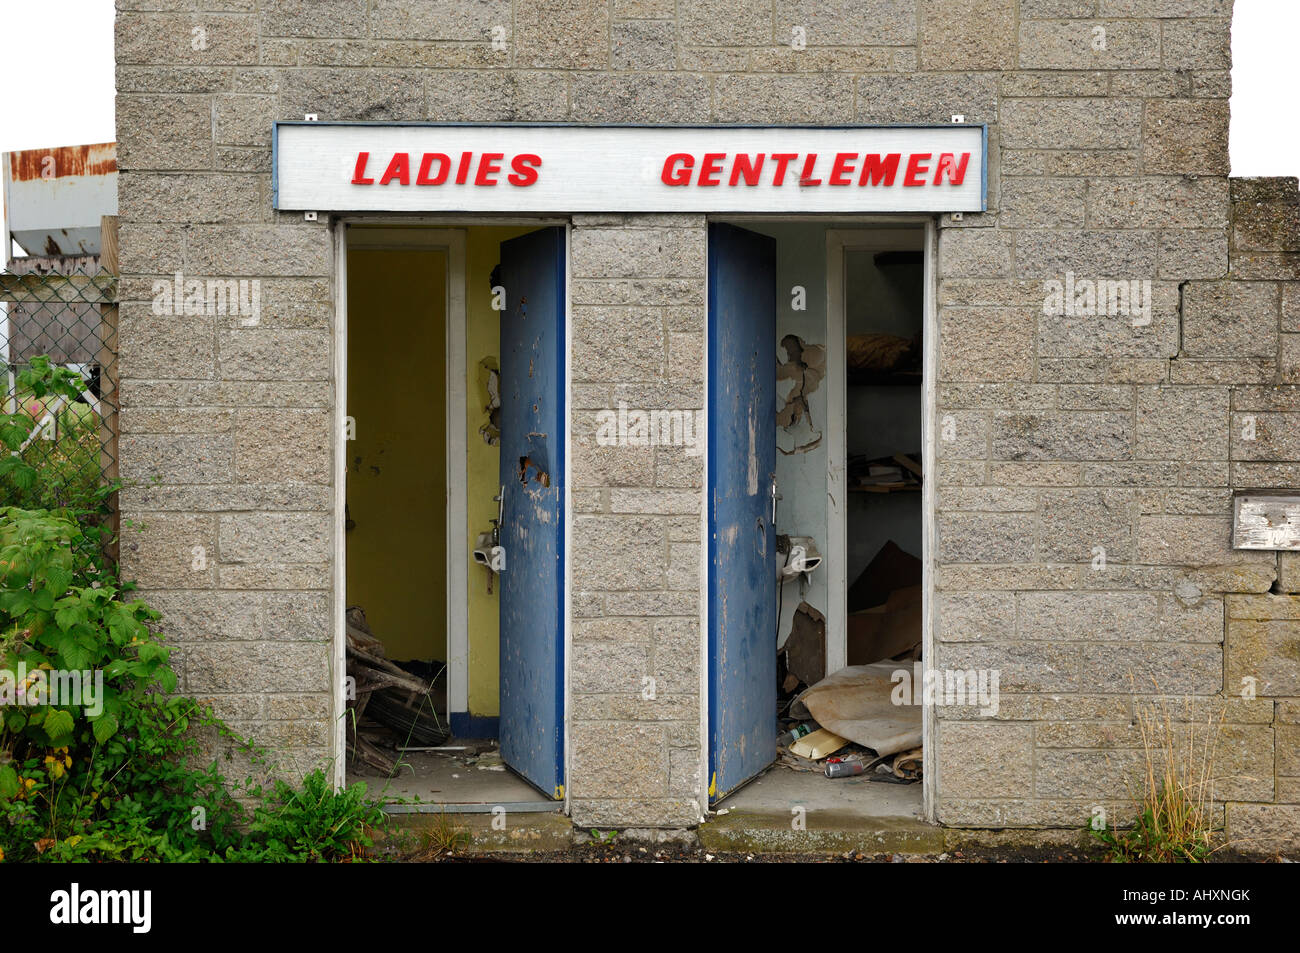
730,224,926,658
741,222,830,651
345,247,448,662
844,249,924,581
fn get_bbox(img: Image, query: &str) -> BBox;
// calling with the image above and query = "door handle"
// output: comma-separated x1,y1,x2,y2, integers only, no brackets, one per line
492,486,506,571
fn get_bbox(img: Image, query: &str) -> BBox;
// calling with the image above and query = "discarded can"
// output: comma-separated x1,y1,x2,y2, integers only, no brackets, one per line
777,723,815,746
825,760,865,779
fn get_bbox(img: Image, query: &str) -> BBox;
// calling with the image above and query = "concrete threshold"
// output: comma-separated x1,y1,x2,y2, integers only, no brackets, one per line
383,800,560,814
384,809,574,852
697,808,944,854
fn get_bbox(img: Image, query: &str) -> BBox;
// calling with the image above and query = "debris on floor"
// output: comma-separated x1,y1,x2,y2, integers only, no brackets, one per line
469,749,505,771
892,746,923,780
849,584,922,666
774,660,924,785
790,727,848,760
776,722,815,747
798,662,922,757
345,605,449,773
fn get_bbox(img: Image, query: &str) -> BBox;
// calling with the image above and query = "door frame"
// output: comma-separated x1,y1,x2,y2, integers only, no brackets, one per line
699,216,938,819
825,221,938,821
330,217,570,808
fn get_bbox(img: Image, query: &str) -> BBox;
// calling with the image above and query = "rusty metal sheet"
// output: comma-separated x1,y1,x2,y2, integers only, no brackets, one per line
4,143,117,257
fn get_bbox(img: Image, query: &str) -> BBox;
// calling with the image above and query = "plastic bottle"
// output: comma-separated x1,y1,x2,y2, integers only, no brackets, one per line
777,723,815,746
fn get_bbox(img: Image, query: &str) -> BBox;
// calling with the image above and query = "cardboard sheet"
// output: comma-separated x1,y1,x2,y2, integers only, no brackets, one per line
798,663,922,757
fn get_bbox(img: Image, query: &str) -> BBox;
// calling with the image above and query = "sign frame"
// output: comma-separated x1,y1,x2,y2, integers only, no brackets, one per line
272,121,988,215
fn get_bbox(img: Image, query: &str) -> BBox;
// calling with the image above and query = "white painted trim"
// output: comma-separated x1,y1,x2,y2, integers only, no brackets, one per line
338,215,569,227
698,221,711,819
563,220,573,814
824,227,926,677
443,231,469,719
331,221,349,789
825,231,848,678
921,218,939,823
342,227,468,719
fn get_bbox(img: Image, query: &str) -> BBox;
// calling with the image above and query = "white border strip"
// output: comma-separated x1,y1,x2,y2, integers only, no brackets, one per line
921,218,939,823
563,221,574,811
825,227,927,677
331,221,349,789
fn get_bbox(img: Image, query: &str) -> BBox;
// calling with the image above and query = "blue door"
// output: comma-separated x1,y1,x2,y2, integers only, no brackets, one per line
498,227,566,799
708,223,777,802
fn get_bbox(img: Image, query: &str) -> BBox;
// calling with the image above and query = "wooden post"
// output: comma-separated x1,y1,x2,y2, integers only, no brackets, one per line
98,215,119,563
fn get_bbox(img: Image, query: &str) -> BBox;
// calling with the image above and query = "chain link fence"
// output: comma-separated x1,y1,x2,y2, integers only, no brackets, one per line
1,256,119,542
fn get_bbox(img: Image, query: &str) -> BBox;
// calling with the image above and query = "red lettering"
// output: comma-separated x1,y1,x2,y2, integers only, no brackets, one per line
455,151,473,185
475,153,504,186
379,152,410,186
770,153,798,186
933,152,970,186
730,153,765,186
698,153,726,186
903,153,931,187
351,151,374,185
859,154,900,187
662,153,694,186
829,152,856,186
798,154,821,185
417,153,450,185
508,154,541,186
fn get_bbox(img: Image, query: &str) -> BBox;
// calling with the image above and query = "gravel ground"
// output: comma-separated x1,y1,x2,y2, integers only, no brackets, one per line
403,842,1284,863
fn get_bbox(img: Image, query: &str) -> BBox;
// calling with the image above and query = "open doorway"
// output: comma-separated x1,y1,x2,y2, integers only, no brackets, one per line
707,220,930,824
339,223,566,813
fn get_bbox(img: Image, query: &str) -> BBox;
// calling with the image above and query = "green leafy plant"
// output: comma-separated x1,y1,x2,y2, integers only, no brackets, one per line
223,770,385,863
0,357,118,566
0,509,384,863
0,355,387,863
0,507,170,753
1,358,100,504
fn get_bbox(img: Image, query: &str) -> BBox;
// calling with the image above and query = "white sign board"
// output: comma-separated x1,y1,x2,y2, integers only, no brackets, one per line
273,123,985,214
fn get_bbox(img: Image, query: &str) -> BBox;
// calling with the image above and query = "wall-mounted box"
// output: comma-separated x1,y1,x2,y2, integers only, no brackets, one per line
1233,493,1300,551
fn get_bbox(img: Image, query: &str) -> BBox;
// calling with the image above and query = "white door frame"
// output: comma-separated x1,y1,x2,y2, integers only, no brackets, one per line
700,216,939,820
331,223,467,787
825,223,938,820
331,217,572,802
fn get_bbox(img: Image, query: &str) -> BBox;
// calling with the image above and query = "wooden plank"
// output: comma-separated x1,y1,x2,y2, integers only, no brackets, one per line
892,452,924,478
1233,494,1300,551
0,272,116,305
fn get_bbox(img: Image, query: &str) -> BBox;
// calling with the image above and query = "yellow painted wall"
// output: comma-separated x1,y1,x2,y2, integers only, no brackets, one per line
345,227,537,716
345,248,447,662
464,226,537,717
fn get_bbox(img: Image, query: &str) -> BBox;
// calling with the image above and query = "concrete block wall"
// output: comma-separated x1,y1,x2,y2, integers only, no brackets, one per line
934,173,1300,850
113,0,1300,843
568,214,706,828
